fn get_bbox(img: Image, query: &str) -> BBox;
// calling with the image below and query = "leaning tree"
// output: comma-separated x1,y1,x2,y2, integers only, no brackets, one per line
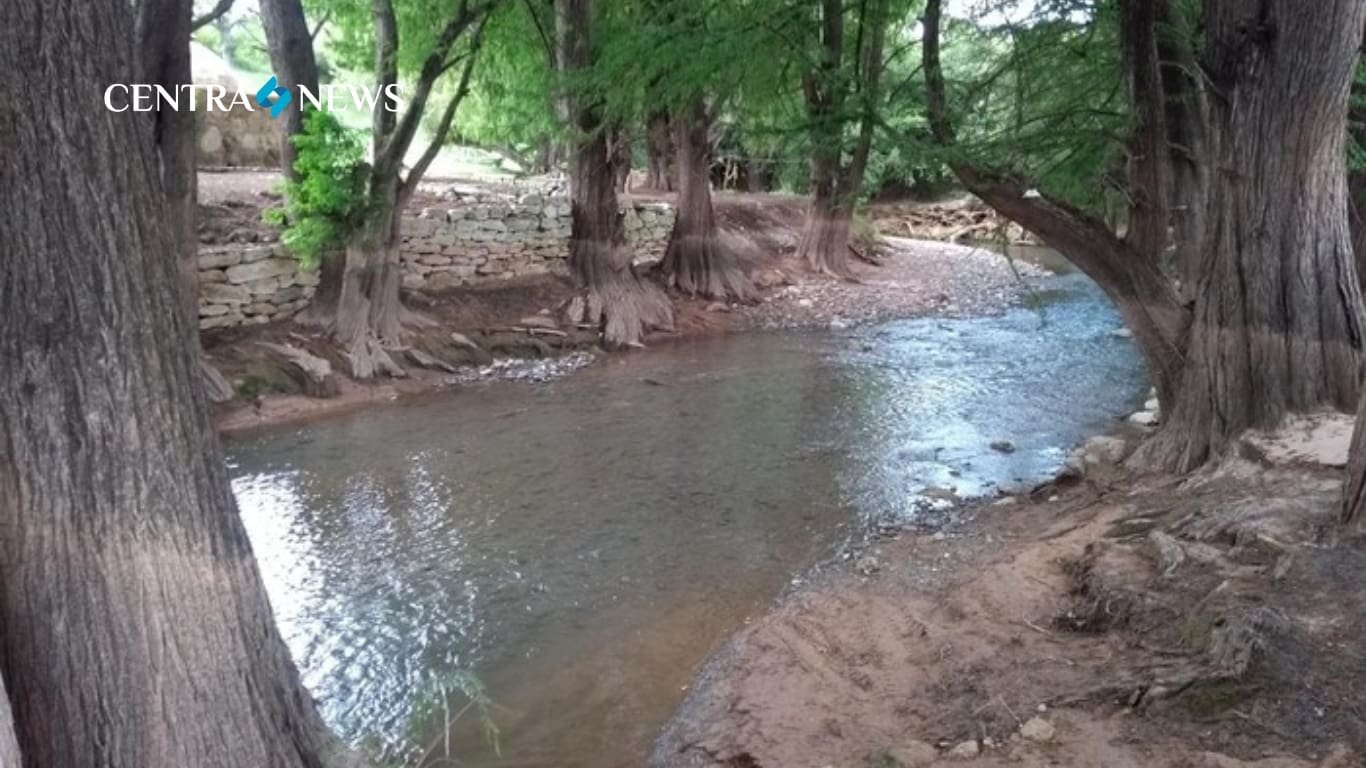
923,0,1366,473
0,0,365,765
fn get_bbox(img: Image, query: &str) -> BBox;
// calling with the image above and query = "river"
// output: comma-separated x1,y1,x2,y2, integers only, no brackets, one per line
225,261,1147,767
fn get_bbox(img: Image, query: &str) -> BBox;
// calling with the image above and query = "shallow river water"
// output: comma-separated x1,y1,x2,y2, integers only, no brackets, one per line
226,266,1147,767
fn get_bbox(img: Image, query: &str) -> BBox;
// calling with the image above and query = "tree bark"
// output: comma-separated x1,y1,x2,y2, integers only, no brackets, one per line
1138,0,1366,471
646,110,674,191
260,0,321,179
1156,0,1209,297
556,0,673,345
0,1,357,765
660,99,752,301
136,0,235,403
796,0,888,276
0,671,19,768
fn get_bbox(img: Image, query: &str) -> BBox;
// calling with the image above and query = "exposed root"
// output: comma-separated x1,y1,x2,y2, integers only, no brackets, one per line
564,271,675,348
796,209,856,279
256,342,338,398
659,232,753,302
340,333,405,380
198,355,235,403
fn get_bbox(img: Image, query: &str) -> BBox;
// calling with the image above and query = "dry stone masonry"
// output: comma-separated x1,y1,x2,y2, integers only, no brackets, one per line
197,196,676,330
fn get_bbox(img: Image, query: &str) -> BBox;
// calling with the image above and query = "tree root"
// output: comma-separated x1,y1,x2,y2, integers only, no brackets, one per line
564,272,675,348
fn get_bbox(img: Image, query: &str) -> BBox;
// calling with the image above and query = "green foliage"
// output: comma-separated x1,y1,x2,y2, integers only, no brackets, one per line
264,109,370,267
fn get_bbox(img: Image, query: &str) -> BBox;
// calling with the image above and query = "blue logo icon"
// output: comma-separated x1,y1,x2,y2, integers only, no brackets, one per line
255,76,292,119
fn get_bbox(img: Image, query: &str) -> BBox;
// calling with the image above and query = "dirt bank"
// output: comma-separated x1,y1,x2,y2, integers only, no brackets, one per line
651,415,1366,768
205,176,1043,433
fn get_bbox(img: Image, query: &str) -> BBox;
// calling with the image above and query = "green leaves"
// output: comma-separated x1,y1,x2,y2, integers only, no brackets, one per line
264,109,371,267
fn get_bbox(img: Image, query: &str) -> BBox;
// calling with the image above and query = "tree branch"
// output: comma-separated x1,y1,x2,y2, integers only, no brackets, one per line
919,0,1189,401
399,20,488,209
191,0,233,31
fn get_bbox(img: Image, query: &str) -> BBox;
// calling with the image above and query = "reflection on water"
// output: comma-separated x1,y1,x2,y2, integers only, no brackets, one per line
226,268,1146,767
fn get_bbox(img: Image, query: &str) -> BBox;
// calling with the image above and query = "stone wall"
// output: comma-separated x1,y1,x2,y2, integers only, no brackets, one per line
198,244,318,329
194,87,283,168
197,197,676,330
398,195,675,291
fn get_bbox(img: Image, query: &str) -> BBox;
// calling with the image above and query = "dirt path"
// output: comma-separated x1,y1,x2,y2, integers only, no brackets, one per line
652,417,1366,768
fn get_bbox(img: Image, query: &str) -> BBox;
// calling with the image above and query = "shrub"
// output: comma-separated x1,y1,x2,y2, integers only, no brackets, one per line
264,109,370,268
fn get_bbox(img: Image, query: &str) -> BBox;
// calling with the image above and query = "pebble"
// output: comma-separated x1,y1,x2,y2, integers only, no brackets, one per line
1019,716,1056,742
948,740,981,759
888,740,937,766
989,440,1016,453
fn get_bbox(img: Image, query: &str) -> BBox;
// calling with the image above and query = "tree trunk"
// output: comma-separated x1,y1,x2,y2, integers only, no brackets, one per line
796,180,854,276
319,199,407,379
1156,0,1209,298
660,100,752,301
1344,393,1366,531
136,0,235,403
0,1,356,765
0,671,19,768
646,110,674,191
1137,0,1366,471
260,0,321,179
556,0,673,346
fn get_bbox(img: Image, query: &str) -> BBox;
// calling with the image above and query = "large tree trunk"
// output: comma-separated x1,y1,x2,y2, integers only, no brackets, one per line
309,198,407,379
1137,0,1366,471
0,671,19,768
136,0,235,403
556,0,673,346
660,100,752,301
1156,0,1209,298
796,179,854,276
0,1,356,765
260,0,322,179
645,110,674,191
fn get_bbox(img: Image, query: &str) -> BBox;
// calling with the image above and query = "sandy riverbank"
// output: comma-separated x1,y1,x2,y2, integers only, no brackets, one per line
650,414,1365,768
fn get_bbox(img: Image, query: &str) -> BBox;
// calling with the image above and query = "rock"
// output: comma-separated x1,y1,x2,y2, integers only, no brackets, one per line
753,269,786,289
1110,327,1132,338
855,556,880,576
1144,397,1160,411
796,298,814,308
198,250,242,270
989,440,1016,454
1128,410,1160,427
887,740,937,767
1080,435,1128,464
200,282,251,305
225,258,296,285
1019,716,1055,743
828,316,849,330
947,740,980,759
704,301,730,313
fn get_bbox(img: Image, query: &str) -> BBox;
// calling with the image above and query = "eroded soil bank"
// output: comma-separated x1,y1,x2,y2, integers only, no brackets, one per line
652,416,1366,768
207,187,1042,434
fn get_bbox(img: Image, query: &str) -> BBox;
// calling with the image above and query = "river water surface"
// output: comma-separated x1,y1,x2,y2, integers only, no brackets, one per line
226,265,1147,767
